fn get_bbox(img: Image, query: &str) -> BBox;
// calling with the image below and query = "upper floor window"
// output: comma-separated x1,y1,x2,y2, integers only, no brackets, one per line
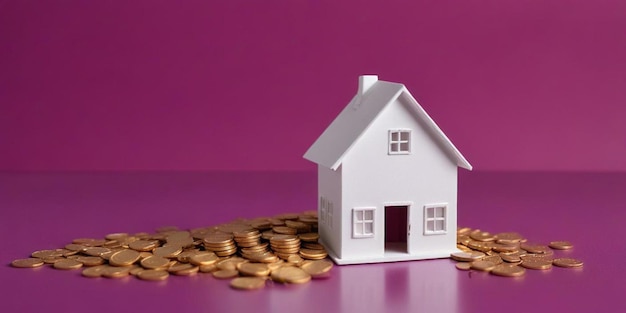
389,129,411,154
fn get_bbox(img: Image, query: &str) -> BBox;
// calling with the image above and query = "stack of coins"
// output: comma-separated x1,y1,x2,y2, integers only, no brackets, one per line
203,233,238,257
453,227,583,277
269,235,302,260
10,211,332,290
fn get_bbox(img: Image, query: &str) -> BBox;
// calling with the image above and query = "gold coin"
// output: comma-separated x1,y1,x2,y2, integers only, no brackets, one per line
212,269,239,279
271,266,311,284
237,262,270,277
491,264,526,277
482,255,503,265
203,233,234,246
189,252,219,266
82,265,106,278
455,262,471,271
243,252,279,263
75,256,105,267
53,259,83,270
129,265,143,275
128,240,159,252
272,226,298,235
302,243,325,250
217,258,247,271
65,244,86,252
250,220,272,230
287,254,304,264
214,247,238,257
549,241,573,250
101,265,131,278
230,277,266,290
470,260,496,272
176,250,197,263
105,233,129,240
494,232,524,244
553,258,583,268
299,250,328,260
199,263,218,273
72,238,106,247
42,256,66,264
469,231,495,242
500,253,522,263
298,232,320,242
467,240,495,252
167,264,200,276
31,249,64,259
521,258,552,270
152,246,183,258
300,259,333,277
109,249,141,266
82,247,111,257
450,251,485,262
137,270,169,281
140,256,171,269
492,243,520,253
520,243,550,254
11,258,44,268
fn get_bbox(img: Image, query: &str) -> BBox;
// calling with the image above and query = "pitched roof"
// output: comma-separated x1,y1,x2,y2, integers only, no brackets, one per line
303,77,472,171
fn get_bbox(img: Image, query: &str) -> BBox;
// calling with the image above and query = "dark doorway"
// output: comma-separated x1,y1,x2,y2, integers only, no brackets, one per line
385,205,408,253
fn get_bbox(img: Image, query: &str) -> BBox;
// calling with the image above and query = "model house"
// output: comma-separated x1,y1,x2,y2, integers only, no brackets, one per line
304,75,472,265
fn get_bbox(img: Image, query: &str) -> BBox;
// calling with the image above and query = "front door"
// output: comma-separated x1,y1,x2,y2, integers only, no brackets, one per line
384,205,409,253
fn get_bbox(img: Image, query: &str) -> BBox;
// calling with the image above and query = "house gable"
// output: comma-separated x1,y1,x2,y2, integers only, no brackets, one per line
303,77,471,172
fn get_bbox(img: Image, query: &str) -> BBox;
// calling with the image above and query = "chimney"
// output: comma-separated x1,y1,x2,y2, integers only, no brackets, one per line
358,75,378,95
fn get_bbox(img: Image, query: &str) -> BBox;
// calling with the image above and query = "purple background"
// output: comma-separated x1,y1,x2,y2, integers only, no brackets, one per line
1,0,625,172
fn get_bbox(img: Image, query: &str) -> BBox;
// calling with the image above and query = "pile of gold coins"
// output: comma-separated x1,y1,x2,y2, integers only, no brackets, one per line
452,227,583,277
11,211,333,290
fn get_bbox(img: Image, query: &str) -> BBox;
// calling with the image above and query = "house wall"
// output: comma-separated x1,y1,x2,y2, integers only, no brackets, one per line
339,96,458,260
317,164,343,258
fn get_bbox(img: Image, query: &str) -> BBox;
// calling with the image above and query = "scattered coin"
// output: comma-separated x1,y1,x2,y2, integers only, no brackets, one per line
470,260,496,272
455,262,471,271
450,251,485,262
53,259,83,270
137,270,170,281
109,249,141,266
11,258,44,268
491,264,526,277
553,258,583,268
300,259,333,277
549,241,573,250
455,227,582,278
140,256,170,269
213,269,240,279
230,277,267,290
271,266,311,284
82,265,106,278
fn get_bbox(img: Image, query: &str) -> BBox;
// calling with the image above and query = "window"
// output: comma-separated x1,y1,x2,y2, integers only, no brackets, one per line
424,205,447,235
320,197,333,228
353,208,375,238
389,130,411,154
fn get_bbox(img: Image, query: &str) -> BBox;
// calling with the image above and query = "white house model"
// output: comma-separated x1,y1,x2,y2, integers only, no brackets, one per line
304,75,472,265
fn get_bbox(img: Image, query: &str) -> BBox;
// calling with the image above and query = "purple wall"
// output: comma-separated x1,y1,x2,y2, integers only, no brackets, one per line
1,0,625,171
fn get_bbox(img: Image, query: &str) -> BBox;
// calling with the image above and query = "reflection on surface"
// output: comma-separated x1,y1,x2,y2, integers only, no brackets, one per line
339,259,458,313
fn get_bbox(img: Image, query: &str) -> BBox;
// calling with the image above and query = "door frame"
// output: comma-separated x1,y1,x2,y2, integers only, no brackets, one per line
383,201,413,253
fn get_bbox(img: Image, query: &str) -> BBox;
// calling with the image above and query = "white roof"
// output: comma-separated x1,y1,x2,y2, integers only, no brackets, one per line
304,77,472,171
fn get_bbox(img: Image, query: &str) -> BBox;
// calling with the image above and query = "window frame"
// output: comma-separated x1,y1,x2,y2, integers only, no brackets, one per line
352,207,375,238
423,204,447,235
388,129,411,155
